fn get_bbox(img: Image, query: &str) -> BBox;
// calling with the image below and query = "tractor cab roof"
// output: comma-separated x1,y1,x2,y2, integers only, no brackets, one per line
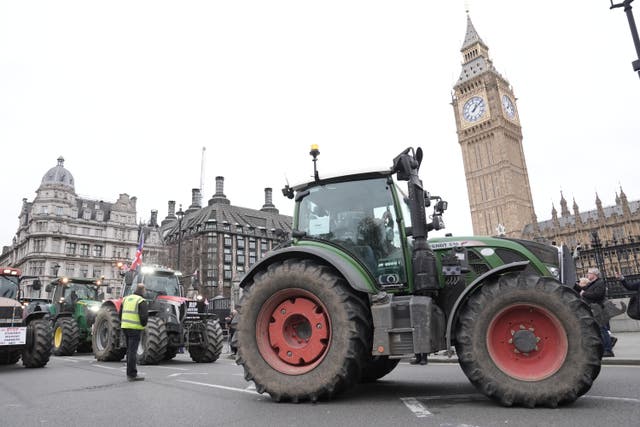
292,170,392,194
49,277,106,287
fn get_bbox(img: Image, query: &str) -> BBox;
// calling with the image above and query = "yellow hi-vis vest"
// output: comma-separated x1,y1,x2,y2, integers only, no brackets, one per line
121,294,145,330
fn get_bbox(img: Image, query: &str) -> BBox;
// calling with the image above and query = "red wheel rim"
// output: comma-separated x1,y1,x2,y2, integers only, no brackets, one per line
486,303,568,381
256,288,331,375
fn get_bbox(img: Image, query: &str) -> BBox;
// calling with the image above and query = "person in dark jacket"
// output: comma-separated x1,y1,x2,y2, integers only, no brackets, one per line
120,284,149,381
576,268,614,357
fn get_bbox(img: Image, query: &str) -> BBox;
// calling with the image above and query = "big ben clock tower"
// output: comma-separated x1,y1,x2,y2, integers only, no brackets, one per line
452,13,536,238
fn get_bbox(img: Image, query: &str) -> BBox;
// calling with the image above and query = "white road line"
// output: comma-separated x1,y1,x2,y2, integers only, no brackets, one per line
167,372,208,377
144,365,189,371
245,383,256,391
584,395,640,404
93,364,121,371
400,397,432,418
176,379,260,395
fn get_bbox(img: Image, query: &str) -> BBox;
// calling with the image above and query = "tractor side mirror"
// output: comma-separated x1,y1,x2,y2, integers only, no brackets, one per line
45,283,53,293
32,279,42,291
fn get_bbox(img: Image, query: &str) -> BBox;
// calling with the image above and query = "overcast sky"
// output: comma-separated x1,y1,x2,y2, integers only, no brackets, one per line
1,1,638,247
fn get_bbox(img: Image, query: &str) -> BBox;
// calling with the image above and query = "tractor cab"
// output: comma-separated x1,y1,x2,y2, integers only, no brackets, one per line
122,265,183,299
295,173,410,290
0,270,19,299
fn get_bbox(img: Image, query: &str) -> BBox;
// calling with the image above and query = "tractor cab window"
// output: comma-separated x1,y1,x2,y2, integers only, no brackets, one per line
138,273,181,298
64,283,98,301
298,178,407,286
0,276,18,299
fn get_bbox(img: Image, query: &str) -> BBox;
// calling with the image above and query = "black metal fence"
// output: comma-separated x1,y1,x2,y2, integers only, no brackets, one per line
574,231,640,298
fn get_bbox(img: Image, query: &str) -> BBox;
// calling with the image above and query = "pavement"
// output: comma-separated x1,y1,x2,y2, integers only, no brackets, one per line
427,331,640,366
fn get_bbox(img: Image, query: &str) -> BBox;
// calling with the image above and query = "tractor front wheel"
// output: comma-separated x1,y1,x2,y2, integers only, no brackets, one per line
53,317,80,356
137,317,168,365
92,306,126,361
455,273,602,407
189,320,224,363
360,356,399,382
21,319,52,368
236,259,370,402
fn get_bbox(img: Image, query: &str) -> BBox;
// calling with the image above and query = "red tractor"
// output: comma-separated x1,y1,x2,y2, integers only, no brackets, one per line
92,265,223,364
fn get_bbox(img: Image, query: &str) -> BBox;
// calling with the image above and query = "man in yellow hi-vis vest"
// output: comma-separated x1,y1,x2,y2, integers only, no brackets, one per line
120,283,148,381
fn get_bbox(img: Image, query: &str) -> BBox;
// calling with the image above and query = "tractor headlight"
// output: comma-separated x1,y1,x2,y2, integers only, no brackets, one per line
547,266,560,280
89,305,100,313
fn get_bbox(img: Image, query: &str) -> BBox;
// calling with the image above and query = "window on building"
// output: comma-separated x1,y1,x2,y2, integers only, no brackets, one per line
223,264,232,280
33,239,45,252
93,268,102,278
249,254,256,266
35,221,47,232
93,245,103,257
96,211,104,221
56,206,64,216
223,223,230,231
80,265,89,277
50,263,61,276
80,244,90,256
66,263,75,276
42,206,49,215
83,210,91,220
237,254,245,265
224,235,232,247
208,234,217,245
30,261,45,276
249,239,256,250
66,242,77,255
237,236,245,249
224,254,232,263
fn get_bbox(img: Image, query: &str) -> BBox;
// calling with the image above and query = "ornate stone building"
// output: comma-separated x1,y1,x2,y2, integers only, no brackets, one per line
160,176,292,304
452,14,536,238
0,157,164,298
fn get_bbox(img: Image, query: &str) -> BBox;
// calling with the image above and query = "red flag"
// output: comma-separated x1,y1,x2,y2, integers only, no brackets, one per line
129,233,145,271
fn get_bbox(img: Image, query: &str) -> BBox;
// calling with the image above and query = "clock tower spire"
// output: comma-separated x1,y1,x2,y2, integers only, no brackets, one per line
452,13,536,238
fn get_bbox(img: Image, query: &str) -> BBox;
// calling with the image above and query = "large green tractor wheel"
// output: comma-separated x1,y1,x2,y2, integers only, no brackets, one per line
21,319,52,368
53,317,80,356
0,351,21,365
360,355,400,382
137,317,168,365
455,273,602,408
93,306,126,361
236,259,370,402
189,320,224,363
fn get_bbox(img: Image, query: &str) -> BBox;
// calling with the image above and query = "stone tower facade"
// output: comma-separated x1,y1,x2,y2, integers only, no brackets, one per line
452,14,536,238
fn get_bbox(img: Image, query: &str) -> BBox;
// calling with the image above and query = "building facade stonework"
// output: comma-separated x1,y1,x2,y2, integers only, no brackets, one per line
452,14,536,238
0,157,163,297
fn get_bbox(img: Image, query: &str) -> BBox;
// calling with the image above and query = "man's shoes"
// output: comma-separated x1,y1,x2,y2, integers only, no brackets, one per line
610,336,618,348
602,351,615,358
419,358,428,365
409,357,421,365
127,376,145,382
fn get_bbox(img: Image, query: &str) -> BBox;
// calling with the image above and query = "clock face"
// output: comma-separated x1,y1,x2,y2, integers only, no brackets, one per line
462,96,486,122
502,95,515,118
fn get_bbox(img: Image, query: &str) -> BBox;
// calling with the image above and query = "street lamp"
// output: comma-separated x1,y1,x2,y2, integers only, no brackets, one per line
610,0,640,78
176,205,185,271
52,263,61,277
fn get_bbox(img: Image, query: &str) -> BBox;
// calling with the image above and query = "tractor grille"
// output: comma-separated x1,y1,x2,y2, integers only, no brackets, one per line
0,306,23,326
467,250,490,276
389,331,414,354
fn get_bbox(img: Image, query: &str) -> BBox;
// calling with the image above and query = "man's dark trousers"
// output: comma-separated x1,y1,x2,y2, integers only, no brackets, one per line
123,329,142,378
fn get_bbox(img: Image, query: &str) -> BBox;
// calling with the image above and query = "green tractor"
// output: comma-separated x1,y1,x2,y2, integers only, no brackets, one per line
234,146,601,407
46,277,106,355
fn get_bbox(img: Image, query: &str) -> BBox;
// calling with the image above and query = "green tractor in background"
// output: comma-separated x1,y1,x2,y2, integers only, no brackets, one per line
234,146,601,407
46,277,107,355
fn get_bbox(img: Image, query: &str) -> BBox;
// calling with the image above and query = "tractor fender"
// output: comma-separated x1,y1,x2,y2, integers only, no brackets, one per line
239,246,377,294
445,261,530,351
24,310,49,323
51,312,73,322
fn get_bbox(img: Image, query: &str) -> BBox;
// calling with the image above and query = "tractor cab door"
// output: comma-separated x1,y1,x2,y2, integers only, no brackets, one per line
297,177,408,289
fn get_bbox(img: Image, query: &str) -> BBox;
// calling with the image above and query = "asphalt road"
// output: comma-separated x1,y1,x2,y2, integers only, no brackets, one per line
1,352,639,427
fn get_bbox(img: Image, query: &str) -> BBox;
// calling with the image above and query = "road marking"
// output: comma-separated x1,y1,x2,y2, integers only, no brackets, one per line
144,365,189,371
585,395,640,404
167,372,208,377
400,397,432,417
245,383,256,391
93,364,121,371
176,379,260,395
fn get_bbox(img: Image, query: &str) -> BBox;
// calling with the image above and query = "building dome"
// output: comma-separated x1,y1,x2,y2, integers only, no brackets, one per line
41,156,75,190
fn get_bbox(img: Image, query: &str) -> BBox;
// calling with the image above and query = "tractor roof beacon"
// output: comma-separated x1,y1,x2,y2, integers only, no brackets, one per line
0,267,52,368
235,146,602,407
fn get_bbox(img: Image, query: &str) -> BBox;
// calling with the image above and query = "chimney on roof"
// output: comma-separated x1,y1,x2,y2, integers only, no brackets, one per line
160,200,177,227
186,188,202,214
208,176,230,205
150,210,158,227
261,187,279,214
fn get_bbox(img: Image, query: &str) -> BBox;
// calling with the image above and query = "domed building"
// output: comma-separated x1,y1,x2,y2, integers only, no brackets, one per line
0,157,164,298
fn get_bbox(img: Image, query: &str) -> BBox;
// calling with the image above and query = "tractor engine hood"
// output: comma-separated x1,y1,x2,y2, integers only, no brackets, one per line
0,297,21,308
157,295,190,304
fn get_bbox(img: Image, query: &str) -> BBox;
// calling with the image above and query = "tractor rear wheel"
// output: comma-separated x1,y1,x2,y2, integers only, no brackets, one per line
53,317,80,356
455,273,602,408
236,259,370,402
360,356,399,382
189,320,223,363
21,319,52,368
93,306,126,361
164,347,178,360
137,317,167,365
0,351,21,365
